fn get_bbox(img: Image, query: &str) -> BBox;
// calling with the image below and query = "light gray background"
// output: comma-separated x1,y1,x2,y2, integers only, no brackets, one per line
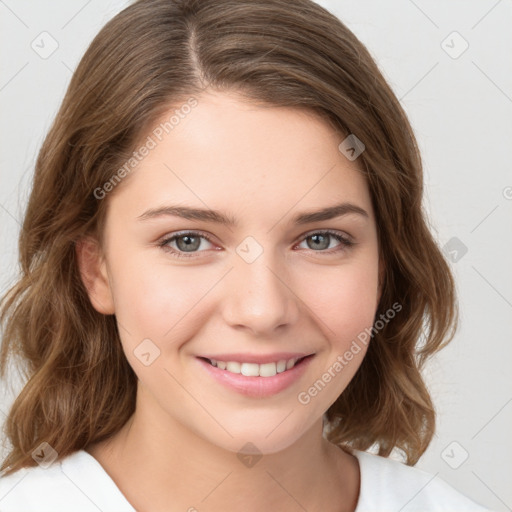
1,1,511,510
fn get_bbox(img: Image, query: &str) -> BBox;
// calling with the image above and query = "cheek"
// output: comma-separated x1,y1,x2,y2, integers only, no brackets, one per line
109,254,215,349
306,259,380,347
294,261,379,414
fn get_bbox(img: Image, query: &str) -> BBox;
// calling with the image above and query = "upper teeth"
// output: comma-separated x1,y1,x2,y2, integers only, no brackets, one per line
209,357,301,377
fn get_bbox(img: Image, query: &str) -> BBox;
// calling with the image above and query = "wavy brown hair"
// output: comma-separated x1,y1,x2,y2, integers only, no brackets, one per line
0,0,456,476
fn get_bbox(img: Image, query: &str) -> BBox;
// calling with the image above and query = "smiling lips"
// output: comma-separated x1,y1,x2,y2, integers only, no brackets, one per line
197,353,315,398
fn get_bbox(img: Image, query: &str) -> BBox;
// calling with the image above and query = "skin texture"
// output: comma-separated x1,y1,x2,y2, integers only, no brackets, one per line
78,90,382,512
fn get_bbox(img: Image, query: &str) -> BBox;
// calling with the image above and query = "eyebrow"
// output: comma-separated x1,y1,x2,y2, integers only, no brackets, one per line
137,201,369,226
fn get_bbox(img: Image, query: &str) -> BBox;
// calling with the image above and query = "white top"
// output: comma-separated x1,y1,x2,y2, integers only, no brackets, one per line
0,448,493,511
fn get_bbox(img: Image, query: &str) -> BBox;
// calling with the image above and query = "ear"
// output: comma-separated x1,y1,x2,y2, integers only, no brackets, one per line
75,236,115,315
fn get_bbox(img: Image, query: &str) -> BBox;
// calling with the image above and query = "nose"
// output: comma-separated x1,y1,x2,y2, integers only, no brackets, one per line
221,249,300,336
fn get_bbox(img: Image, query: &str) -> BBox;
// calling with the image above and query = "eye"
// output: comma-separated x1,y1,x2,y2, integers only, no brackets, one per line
158,229,355,259
158,231,216,258
296,230,354,254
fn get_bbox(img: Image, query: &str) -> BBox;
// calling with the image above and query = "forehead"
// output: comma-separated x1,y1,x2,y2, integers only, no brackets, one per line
107,91,373,224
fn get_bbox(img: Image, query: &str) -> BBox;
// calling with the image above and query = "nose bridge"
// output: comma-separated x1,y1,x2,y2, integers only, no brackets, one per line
222,237,299,334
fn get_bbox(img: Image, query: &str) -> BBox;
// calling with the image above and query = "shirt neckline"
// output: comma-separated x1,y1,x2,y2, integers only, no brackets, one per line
67,447,367,512
60,449,137,511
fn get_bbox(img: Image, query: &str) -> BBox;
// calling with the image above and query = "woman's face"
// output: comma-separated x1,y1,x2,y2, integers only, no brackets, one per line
89,91,381,454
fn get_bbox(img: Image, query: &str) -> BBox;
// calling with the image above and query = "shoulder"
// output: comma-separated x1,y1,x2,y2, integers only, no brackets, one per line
0,449,135,512
352,449,494,512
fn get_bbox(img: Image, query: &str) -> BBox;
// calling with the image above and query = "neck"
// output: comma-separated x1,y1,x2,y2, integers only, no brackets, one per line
86,386,360,512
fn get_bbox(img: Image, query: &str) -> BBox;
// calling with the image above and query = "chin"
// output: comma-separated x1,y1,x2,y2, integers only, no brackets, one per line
193,413,318,457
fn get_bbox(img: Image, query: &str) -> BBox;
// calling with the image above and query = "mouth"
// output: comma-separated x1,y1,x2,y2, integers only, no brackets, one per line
197,354,314,377
196,353,315,398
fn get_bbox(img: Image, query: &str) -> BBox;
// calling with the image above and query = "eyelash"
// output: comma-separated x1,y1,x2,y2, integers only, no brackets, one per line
157,230,355,259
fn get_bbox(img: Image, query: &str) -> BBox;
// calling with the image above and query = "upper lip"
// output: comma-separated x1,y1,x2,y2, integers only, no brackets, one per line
198,352,313,364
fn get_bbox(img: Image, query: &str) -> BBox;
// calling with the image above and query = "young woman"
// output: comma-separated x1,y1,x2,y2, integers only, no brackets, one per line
0,0,494,510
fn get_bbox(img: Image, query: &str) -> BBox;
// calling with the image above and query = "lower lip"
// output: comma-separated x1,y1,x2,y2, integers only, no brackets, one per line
196,356,314,398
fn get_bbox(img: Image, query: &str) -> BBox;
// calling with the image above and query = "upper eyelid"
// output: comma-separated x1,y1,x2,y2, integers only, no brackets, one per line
160,230,215,244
